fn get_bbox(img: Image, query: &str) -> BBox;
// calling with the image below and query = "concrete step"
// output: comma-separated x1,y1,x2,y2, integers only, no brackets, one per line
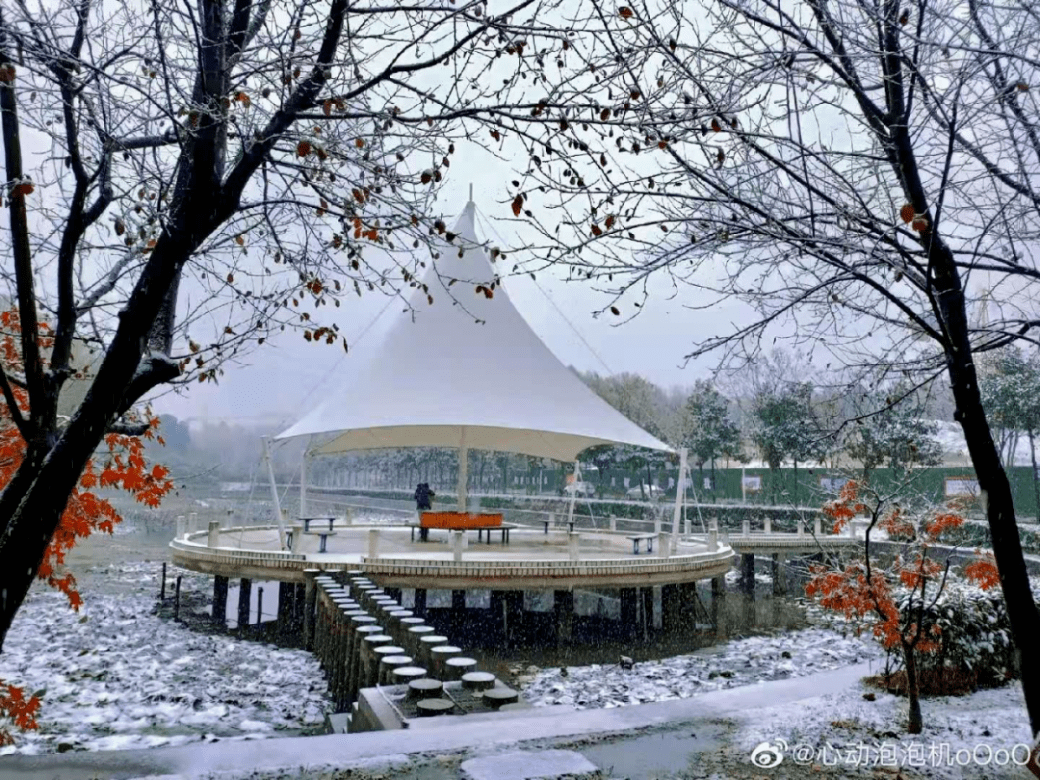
325,712,350,734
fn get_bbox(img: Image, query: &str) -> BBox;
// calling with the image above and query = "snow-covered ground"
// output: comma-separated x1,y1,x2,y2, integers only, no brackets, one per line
0,561,328,755
519,626,888,709
735,681,1033,779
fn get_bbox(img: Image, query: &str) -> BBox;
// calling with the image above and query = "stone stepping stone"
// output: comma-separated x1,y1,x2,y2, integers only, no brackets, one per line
416,698,454,717
429,645,461,675
407,678,443,700
418,635,449,661
481,688,519,709
378,655,414,685
444,657,478,680
391,666,427,685
462,672,496,691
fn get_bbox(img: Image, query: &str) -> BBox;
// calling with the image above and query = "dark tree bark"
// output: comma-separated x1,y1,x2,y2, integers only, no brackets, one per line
902,643,923,735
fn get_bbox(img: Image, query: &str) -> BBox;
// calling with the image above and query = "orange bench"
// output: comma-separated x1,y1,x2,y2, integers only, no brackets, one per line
420,511,503,529
412,512,508,543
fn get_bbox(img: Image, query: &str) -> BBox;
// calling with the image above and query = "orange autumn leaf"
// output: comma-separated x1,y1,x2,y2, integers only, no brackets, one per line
965,553,1001,590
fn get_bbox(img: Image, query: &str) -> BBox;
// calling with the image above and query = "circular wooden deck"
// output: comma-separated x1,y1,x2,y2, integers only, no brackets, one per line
170,523,737,589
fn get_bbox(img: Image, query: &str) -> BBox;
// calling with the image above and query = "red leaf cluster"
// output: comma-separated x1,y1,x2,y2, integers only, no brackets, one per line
0,309,174,742
808,484,999,658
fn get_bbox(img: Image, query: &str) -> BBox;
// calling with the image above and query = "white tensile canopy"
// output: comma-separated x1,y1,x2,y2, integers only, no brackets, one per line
275,198,673,511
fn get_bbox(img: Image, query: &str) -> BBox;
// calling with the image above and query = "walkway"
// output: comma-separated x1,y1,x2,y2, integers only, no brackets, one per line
0,662,876,780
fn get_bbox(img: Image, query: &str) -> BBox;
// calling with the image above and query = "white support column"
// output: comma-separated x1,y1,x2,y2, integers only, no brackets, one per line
672,447,688,546
457,427,469,513
368,529,381,559
300,436,313,518
452,530,466,562
262,436,288,550
567,460,580,526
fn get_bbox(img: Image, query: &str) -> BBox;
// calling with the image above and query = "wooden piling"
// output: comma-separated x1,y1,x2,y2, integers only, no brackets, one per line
174,575,182,621
553,589,574,646
303,569,319,650
661,583,681,633
711,575,726,636
641,587,654,641
160,562,166,601
213,575,229,627
619,588,637,639
237,578,252,630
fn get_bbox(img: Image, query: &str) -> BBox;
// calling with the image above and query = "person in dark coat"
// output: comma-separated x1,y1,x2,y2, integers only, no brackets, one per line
414,482,435,511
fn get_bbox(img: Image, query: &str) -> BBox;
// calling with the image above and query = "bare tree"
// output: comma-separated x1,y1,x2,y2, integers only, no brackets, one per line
0,0,581,645
515,0,1040,739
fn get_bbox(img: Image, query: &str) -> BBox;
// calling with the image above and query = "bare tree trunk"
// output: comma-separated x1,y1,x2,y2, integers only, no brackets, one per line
903,644,923,734
942,280,1040,741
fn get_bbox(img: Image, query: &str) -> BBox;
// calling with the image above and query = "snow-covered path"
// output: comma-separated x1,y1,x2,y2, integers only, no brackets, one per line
0,561,328,755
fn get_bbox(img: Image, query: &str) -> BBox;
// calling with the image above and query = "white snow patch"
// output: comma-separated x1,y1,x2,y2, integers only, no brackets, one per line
0,561,329,754
520,626,886,710
735,681,1033,779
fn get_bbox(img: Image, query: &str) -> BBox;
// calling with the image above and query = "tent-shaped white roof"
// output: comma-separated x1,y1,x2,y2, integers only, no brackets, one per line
275,199,672,463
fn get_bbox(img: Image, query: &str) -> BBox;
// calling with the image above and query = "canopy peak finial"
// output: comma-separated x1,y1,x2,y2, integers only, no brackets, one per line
469,182,474,202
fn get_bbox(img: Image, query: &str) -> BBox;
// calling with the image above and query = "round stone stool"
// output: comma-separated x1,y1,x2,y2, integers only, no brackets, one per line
407,678,443,701
359,634,395,689
462,671,496,691
417,634,449,665
406,625,436,655
444,656,478,680
481,688,519,709
391,665,428,686
416,698,454,717
378,655,414,685
429,645,462,677
373,644,406,664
